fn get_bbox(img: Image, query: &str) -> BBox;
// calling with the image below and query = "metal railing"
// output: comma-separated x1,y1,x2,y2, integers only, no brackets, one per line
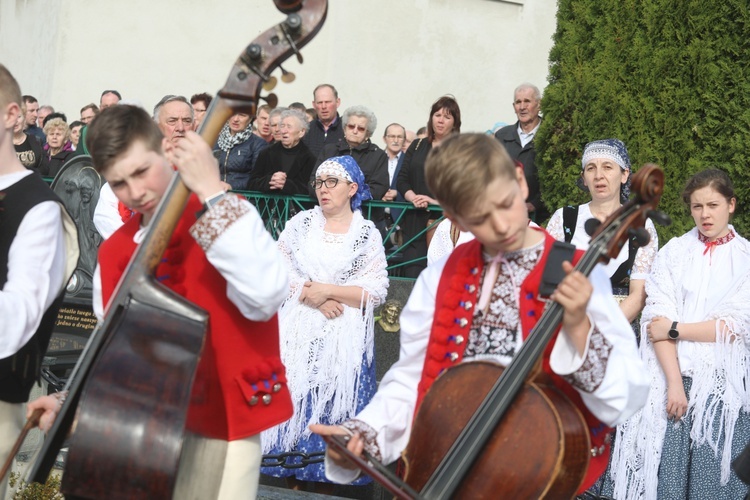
42,173,441,278
233,190,444,277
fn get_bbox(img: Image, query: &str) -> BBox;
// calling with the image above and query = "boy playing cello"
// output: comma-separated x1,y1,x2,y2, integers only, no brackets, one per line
312,133,649,494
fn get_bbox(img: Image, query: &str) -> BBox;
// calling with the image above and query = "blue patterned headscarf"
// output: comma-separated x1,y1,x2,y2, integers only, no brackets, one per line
315,155,372,211
581,139,632,203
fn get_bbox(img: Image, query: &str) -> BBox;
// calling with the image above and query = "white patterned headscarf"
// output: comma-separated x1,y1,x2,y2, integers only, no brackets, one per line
581,138,632,203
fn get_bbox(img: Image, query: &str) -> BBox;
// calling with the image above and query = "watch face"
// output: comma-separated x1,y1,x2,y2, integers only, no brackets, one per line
668,329,679,339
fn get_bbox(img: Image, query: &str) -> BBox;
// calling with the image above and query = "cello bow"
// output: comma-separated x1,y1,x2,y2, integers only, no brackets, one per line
26,0,328,494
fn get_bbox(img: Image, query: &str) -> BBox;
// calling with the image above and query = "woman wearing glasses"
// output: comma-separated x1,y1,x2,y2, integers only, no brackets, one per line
261,156,388,492
310,105,389,201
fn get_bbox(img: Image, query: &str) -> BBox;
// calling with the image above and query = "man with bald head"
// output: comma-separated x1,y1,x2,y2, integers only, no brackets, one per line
382,123,405,202
153,95,194,144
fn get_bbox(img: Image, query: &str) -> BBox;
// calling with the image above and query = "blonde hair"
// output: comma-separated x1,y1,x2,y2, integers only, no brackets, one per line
43,118,71,155
425,133,516,216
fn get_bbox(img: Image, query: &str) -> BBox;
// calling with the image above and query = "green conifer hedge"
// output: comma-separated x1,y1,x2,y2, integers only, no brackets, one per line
536,0,750,242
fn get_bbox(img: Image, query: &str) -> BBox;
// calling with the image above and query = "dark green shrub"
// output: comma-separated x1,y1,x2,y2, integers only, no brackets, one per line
537,0,750,243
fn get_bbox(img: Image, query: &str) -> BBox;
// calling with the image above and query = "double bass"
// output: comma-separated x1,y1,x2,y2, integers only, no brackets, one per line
24,2,327,498
326,164,669,499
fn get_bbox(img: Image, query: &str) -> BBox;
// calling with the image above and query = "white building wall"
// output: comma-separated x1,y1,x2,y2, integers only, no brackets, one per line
0,0,556,136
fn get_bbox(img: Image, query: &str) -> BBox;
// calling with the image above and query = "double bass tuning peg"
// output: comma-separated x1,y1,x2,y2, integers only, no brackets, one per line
261,93,279,109
281,13,304,64
628,227,651,248
262,76,278,92
584,218,602,237
279,64,296,83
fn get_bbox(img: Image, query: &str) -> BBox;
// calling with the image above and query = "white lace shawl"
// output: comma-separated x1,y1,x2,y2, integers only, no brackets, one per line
262,207,389,452
610,227,750,499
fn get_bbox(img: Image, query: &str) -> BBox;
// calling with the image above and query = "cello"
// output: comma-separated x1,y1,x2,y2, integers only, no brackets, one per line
24,2,327,498
326,163,669,499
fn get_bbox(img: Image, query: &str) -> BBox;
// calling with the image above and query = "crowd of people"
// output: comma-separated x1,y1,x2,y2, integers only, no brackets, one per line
3,63,749,500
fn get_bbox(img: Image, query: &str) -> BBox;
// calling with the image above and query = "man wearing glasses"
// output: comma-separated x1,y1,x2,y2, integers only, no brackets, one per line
381,123,405,202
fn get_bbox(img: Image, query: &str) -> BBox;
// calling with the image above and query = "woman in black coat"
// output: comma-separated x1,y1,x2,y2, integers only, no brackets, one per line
310,105,389,201
247,109,315,195
44,117,75,178
396,95,461,277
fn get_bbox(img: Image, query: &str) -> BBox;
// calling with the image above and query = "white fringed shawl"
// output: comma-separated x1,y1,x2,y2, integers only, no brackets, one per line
262,207,389,452
610,227,750,500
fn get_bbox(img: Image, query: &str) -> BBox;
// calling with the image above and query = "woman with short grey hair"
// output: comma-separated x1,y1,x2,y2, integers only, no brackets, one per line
311,105,389,202
340,105,377,139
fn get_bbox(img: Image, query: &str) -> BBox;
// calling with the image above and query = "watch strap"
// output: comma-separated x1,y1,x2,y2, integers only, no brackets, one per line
669,321,679,339
196,190,227,219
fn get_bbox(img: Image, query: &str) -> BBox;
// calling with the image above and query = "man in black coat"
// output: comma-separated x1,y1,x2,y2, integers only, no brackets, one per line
303,84,345,159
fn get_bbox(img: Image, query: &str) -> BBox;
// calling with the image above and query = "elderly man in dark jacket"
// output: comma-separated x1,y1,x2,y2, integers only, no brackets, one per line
495,82,549,222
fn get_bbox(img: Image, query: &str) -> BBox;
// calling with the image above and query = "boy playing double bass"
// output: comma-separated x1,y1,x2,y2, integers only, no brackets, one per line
313,133,649,494
28,104,292,499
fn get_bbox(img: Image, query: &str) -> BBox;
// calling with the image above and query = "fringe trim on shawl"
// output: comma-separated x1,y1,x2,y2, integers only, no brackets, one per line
262,289,377,453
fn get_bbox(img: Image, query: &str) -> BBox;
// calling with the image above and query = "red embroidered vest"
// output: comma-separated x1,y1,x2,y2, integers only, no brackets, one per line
98,195,292,440
415,231,612,491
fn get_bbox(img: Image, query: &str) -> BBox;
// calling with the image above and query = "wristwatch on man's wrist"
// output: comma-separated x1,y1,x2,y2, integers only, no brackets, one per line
668,321,680,340
196,191,226,219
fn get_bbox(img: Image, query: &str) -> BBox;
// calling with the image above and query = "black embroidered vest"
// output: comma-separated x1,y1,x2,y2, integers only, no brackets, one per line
0,173,66,403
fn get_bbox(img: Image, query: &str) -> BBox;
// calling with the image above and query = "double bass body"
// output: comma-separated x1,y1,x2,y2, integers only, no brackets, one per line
62,284,207,498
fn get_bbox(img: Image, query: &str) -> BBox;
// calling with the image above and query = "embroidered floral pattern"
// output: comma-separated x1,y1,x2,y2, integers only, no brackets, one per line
189,194,250,250
563,327,612,393
464,243,543,364
698,229,735,256
340,419,382,463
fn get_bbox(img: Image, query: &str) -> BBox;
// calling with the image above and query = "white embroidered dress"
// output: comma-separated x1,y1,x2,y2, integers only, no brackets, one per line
263,207,389,453
610,227,750,499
